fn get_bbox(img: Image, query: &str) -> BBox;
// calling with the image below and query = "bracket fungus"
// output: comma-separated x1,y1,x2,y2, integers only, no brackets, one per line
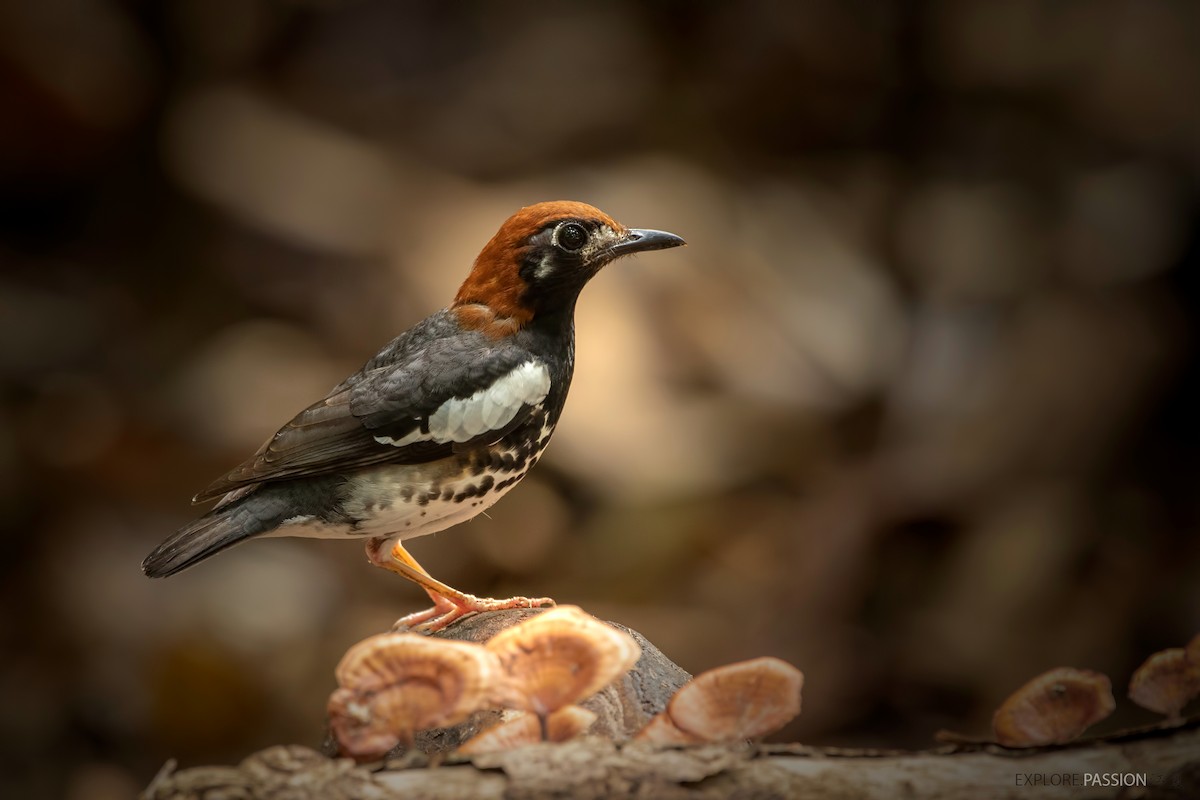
1128,647,1200,720
484,606,640,732
991,667,1115,747
327,633,497,760
634,710,704,745
636,656,803,744
457,706,598,755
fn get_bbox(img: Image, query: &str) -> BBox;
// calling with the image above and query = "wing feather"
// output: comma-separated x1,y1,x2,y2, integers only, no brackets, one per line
193,321,550,502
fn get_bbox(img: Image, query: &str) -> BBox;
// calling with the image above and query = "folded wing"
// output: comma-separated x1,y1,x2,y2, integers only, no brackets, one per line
195,332,550,503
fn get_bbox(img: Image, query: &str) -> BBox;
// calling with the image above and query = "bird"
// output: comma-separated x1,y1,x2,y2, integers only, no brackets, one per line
142,201,685,632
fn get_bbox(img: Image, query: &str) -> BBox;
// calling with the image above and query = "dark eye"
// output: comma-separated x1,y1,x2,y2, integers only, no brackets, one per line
556,222,587,252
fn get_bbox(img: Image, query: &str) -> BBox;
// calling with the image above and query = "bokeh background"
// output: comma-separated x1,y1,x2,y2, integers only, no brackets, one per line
2,1,1199,797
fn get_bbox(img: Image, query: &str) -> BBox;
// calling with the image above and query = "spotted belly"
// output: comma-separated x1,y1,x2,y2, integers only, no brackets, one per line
273,430,552,541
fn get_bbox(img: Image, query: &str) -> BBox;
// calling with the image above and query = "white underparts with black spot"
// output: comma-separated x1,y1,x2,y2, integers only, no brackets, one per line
346,464,524,539
374,360,550,448
273,454,538,541
271,416,554,541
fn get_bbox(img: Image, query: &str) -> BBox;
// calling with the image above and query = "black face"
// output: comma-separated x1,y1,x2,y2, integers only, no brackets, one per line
521,219,599,282
515,218,605,315
518,217,684,314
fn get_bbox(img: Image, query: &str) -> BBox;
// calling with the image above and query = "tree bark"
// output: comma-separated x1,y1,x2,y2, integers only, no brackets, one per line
143,725,1200,800
142,608,1200,800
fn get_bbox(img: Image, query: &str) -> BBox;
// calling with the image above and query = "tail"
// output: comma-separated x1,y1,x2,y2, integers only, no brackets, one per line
142,504,269,578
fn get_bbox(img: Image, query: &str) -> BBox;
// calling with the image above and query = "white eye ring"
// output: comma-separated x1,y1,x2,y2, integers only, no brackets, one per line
555,222,588,252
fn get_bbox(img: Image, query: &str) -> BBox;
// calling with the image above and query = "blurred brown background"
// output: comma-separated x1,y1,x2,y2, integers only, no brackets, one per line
2,1,1199,798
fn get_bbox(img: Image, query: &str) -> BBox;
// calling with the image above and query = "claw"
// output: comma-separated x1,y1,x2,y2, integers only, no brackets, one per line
393,594,556,634
368,538,555,633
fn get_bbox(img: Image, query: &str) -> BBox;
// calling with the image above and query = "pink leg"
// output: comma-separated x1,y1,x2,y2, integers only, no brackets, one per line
366,538,555,633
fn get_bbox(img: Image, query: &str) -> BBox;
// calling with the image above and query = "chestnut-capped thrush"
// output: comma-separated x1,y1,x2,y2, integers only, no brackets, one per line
142,201,685,632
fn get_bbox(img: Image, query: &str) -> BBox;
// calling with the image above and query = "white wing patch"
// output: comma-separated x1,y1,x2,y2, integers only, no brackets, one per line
374,360,551,448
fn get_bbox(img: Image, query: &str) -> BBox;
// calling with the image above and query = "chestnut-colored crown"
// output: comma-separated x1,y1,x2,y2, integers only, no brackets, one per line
452,201,624,329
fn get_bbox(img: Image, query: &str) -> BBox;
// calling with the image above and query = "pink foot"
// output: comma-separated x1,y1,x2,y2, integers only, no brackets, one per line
392,594,556,634
390,595,457,629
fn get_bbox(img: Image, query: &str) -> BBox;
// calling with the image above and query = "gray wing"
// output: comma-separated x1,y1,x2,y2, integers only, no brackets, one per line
194,328,549,503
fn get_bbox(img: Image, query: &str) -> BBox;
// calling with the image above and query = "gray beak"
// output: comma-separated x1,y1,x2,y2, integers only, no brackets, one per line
609,228,687,258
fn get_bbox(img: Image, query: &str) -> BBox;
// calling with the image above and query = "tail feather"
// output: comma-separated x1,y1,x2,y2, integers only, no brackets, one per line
142,507,265,578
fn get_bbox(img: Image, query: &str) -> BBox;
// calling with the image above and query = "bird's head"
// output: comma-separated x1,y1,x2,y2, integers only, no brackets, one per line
452,201,685,334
